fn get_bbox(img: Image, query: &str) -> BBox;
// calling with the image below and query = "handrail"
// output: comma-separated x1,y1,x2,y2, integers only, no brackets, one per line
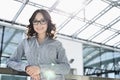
0,67,120,80
0,67,27,76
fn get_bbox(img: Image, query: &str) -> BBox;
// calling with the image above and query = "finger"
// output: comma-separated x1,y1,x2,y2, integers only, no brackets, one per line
27,71,34,76
33,75,40,80
36,75,40,80
31,76,38,80
26,67,40,76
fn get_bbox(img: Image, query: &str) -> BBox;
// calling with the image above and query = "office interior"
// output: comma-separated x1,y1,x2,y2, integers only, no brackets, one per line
0,0,120,80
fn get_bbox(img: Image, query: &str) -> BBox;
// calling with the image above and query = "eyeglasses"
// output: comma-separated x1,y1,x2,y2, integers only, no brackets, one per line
33,19,47,25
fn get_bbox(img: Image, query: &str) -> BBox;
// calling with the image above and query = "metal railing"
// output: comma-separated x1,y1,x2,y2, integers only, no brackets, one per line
0,67,120,80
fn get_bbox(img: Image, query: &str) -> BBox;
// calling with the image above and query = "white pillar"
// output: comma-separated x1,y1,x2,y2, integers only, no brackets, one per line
57,37,83,75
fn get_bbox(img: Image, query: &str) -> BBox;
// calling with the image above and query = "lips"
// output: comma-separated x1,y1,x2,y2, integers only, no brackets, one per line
37,27,44,30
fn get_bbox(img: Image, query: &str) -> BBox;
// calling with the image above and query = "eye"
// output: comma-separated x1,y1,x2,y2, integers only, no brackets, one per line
33,20,39,23
41,19,47,22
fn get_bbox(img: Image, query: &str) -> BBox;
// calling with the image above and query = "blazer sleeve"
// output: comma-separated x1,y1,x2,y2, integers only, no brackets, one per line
6,39,28,71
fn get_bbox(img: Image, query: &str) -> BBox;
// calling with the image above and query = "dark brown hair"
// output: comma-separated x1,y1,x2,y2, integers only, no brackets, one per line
27,9,56,39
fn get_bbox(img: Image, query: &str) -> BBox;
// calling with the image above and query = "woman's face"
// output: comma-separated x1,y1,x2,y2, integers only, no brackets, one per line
33,12,48,35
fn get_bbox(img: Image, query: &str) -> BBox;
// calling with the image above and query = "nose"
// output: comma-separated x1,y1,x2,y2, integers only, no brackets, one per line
36,21,43,26
37,22,42,25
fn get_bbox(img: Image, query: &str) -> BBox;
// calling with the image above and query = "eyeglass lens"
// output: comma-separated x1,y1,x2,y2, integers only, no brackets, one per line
33,19,47,25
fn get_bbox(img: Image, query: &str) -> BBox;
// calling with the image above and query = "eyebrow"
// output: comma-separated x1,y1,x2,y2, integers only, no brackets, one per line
34,18,45,20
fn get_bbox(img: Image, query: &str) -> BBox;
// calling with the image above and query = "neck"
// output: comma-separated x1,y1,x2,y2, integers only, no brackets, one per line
37,33,47,43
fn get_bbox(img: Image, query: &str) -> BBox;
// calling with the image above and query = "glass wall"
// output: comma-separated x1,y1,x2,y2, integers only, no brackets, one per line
0,74,27,80
1,26,25,67
83,44,120,78
0,25,26,80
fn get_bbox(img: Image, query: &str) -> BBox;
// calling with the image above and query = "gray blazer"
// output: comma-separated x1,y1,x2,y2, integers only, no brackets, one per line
7,36,70,80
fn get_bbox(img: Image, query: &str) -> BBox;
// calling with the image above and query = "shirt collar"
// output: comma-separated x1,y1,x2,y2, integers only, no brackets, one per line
35,36,49,47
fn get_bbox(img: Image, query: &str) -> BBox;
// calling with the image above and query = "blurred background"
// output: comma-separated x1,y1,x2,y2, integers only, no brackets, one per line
0,0,120,80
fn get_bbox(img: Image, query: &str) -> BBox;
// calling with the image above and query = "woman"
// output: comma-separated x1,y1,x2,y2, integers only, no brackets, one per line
7,9,70,80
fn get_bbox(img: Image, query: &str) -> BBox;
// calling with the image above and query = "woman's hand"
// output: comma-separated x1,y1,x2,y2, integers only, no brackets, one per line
31,74,41,80
26,66,41,80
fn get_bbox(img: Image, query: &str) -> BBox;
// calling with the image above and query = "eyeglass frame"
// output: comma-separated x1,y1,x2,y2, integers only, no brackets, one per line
32,19,47,25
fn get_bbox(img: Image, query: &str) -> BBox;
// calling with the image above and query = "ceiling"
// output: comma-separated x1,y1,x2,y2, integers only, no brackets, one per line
0,0,120,51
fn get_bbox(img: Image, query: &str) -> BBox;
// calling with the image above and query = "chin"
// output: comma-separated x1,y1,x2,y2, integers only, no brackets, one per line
38,32,46,35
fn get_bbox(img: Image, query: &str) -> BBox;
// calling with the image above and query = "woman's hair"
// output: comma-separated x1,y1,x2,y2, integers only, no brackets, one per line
27,9,56,39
